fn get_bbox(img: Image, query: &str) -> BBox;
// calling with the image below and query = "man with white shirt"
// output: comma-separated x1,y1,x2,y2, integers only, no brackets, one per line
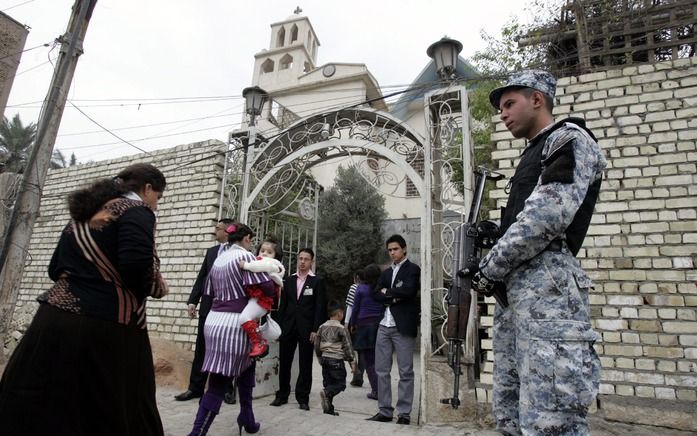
367,235,421,425
271,248,327,410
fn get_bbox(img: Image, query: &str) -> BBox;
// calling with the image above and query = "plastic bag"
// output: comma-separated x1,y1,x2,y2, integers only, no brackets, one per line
258,316,281,341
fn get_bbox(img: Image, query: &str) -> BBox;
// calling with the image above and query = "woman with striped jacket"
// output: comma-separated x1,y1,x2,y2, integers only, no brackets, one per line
188,223,275,436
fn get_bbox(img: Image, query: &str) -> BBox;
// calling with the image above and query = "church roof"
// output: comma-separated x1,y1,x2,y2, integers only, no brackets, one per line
389,56,480,121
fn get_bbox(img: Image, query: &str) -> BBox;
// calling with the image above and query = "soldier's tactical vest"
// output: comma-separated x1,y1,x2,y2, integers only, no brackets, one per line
499,117,602,256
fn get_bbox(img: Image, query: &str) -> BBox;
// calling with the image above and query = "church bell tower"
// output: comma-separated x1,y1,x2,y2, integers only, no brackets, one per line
252,9,320,91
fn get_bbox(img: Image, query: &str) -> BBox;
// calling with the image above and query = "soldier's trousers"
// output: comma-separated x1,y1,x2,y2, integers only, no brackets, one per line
492,249,601,436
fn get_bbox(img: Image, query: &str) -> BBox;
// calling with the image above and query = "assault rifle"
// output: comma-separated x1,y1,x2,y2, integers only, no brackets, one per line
441,167,505,409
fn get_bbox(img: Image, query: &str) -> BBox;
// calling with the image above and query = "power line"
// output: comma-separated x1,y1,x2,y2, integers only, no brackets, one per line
39,78,476,197
60,94,384,152
167,79,460,174
141,103,244,143
15,59,52,76
24,77,470,159
58,110,239,137
18,77,474,165
1,0,34,12
57,78,461,154
0,42,50,61
67,95,243,102
55,81,427,142
10,87,435,158
4,99,44,107
6,83,420,109
63,82,419,102
58,95,375,150
61,122,236,152
68,102,151,155
73,84,433,159
7,96,239,108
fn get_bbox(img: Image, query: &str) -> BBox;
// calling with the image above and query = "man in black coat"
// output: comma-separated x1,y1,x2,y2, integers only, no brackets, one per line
175,219,234,402
367,234,421,425
270,248,327,410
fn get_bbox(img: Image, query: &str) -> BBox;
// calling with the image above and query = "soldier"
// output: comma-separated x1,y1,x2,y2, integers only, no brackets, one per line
472,70,606,435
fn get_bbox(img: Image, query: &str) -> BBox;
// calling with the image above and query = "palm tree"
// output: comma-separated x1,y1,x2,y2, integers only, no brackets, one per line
51,149,68,169
0,114,37,173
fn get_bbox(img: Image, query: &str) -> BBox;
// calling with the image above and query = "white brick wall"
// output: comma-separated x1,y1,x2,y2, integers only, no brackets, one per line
481,57,697,407
7,140,226,352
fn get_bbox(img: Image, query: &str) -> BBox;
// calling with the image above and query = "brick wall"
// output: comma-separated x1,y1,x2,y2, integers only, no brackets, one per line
480,57,697,428
6,140,226,354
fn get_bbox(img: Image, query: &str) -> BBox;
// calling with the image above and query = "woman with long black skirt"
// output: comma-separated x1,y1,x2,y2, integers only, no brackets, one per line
0,163,168,436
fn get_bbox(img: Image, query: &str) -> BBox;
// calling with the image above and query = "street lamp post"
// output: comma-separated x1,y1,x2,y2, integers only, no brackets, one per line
239,86,268,223
426,37,463,80
425,36,474,412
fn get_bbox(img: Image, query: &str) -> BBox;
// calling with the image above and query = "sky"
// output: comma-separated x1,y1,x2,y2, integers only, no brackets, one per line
2,0,534,164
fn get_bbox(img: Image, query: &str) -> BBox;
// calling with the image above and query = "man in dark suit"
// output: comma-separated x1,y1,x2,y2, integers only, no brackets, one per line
270,248,327,410
175,219,235,402
367,234,421,425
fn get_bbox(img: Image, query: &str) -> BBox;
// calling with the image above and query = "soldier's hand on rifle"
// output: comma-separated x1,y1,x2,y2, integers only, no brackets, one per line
472,270,503,298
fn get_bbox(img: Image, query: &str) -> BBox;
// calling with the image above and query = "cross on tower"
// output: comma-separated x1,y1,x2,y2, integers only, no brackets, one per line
294,6,302,14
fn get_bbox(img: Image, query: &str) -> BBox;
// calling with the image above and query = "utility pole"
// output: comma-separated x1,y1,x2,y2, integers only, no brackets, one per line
0,0,97,347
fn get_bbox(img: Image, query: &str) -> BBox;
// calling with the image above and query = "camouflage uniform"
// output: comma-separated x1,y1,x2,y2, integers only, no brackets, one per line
480,71,606,435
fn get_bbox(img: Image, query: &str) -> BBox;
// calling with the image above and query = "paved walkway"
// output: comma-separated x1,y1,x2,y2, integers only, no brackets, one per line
157,356,693,436
158,384,493,436
158,384,696,436
159,351,493,436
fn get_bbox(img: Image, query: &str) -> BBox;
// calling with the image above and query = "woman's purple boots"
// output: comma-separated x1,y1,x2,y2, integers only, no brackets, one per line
236,365,260,435
188,393,221,436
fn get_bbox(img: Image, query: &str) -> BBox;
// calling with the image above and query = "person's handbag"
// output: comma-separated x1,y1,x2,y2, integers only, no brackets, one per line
259,315,281,341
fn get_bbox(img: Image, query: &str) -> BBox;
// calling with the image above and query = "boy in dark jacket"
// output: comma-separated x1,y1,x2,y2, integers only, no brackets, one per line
314,300,356,416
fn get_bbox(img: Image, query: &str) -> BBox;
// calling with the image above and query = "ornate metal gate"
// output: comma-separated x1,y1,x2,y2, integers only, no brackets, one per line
218,86,478,417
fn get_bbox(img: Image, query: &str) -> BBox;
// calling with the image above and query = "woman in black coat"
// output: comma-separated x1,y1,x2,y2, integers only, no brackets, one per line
0,163,168,436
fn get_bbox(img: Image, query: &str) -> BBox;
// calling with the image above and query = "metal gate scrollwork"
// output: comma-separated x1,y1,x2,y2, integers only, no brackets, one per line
422,86,480,378
218,87,478,403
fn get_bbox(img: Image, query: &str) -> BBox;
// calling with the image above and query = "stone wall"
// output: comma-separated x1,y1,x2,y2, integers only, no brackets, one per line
479,57,697,430
0,12,28,117
5,140,226,355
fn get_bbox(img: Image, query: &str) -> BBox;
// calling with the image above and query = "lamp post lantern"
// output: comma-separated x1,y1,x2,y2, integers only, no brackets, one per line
242,86,268,126
239,86,269,223
426,37,463,80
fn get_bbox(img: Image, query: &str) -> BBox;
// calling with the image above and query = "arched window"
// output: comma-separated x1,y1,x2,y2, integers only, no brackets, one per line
276,26,285,48
261,58,274,73
307,30,312,49
290,24,299,43
280,54,293,70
